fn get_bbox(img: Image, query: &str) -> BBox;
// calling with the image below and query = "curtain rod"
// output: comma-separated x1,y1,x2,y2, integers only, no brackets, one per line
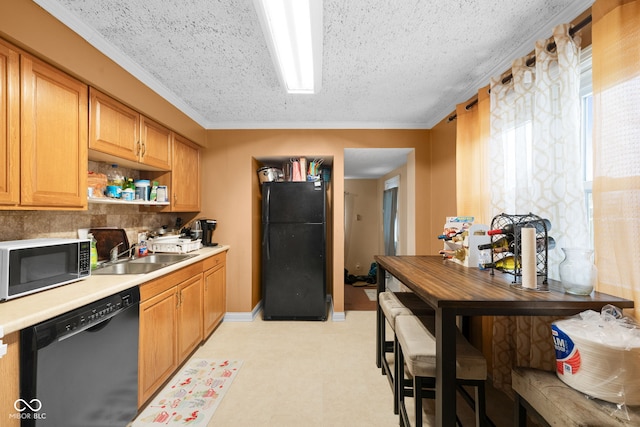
500,14,592,84
447,14,591,123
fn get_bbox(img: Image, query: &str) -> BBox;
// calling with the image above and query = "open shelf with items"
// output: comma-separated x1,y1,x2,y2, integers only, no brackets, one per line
88,197,169,206
488,213,550,287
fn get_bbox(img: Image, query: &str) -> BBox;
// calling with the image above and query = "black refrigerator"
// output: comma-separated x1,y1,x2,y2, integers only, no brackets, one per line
262,181,327,320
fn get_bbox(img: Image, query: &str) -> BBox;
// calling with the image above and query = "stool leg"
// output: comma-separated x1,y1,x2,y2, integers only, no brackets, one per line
414,375,423,427
393,335,401,414
475,382,487,427
376,304,384,370
514,394,527,427
396,338,407,425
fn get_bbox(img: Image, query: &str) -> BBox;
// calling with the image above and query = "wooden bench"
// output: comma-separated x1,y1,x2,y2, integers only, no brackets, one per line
512,367,640,426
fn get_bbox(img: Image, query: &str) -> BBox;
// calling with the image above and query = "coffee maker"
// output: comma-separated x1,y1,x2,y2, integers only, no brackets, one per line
199,219,218,246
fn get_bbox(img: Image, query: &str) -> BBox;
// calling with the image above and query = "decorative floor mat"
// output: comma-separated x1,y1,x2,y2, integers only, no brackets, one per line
132,359,242,426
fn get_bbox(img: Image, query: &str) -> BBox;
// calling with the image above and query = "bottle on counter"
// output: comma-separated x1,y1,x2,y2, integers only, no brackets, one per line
437,229,466,240
487,218,552,236
479,236,556,254
138,240,148,257
480,255,520,271
439,248,467,261
477,236,513,251
89,233,98,270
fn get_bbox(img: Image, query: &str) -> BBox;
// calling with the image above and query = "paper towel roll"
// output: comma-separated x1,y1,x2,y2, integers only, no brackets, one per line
521,227,537,289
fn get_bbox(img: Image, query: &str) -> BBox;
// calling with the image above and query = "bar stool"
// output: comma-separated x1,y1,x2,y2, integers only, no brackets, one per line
395,314,488,427
377,291,434,413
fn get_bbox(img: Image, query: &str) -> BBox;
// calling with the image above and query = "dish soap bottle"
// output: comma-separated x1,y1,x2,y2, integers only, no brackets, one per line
89,233,98,270
138,239,148,257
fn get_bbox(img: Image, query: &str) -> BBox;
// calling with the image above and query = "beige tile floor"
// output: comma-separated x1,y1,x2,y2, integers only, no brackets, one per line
183,310,523,426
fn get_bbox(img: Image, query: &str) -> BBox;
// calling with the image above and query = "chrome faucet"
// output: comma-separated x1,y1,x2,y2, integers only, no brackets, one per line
110,242,138,262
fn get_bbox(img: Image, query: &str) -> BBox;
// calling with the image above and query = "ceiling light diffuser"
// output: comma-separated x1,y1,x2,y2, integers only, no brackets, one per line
254,0,323,94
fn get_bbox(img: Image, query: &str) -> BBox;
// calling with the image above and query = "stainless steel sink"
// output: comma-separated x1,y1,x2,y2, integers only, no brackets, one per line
91,253,197,275
92,262,166,275
129,254,197,264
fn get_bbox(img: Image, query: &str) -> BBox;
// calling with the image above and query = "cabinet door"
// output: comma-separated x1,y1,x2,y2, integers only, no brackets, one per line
89,87,139,162
177,274,203,363
21,55,88,208
0,40,19,206
171,134,200,212
139,287,178,407
0,332,19,427
203,261,226,338
140,116,172,170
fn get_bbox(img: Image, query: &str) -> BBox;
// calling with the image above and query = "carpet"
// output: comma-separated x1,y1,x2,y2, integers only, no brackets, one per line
132,359,242,426
363,289,377,301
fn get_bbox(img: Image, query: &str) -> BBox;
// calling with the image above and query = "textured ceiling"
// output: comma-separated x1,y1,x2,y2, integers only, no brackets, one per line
38,0,593,130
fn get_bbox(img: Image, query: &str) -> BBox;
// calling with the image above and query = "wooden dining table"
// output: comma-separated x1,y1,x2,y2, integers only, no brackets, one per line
374,255,635,427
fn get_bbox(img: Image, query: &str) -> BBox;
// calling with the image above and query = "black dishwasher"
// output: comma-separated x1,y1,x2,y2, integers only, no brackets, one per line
20,287,140,427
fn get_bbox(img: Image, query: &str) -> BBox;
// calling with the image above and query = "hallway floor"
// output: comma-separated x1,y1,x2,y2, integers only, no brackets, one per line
181,310,531,426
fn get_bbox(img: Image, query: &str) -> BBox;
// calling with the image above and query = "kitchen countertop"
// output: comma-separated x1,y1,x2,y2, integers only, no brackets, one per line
0,245,230,335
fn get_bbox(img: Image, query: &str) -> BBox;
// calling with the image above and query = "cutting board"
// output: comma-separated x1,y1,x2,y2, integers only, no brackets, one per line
89,228,129,261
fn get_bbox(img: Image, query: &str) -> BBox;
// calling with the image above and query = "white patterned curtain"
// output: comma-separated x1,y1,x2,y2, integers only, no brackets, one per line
488,23,586,394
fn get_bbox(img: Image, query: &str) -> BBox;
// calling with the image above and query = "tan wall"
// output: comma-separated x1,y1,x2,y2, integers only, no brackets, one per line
344,179,379,275
427,115,458,252
200,129,448,314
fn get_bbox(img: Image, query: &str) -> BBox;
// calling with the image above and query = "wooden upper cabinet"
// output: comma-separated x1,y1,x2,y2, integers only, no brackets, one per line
139,116,172,170
171,134,201,212
0,40,19,206
89,87,139,162
89,88,171,171
20,54,88,208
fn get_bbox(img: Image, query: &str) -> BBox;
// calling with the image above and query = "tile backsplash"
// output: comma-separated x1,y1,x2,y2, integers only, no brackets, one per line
0,161,196,244
0,204,185,244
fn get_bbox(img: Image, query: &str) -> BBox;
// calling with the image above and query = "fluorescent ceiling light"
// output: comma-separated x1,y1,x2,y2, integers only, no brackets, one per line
254,0,323,94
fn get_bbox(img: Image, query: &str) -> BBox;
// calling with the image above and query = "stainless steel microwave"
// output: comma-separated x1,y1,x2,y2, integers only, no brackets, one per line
0,238,91,301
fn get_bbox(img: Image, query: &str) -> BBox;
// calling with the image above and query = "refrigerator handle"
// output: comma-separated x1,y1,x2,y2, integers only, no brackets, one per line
263,223,270,260
263,184,271,224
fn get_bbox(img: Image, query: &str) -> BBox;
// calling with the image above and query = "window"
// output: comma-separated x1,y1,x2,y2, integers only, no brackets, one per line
580,46,593,247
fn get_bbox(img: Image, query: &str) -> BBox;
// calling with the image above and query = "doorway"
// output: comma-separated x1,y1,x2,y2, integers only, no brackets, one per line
343,148,412,310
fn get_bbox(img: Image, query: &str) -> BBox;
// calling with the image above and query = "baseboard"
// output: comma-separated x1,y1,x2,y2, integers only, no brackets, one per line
328,294,345,321
223,296,346,322
223,300,263,322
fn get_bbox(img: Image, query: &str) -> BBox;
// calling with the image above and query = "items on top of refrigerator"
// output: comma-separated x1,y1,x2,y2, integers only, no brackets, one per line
257,157,328,184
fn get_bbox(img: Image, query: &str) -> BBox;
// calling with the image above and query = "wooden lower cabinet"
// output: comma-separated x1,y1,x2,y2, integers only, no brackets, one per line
203,252,226,338
0,331,20,427
177,274,203,362
138,262,201,406
138,286,178,406
138,252,226,407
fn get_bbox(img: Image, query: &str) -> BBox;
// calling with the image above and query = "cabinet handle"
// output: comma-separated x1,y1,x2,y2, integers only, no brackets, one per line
141,141,146,157
135,141,140,156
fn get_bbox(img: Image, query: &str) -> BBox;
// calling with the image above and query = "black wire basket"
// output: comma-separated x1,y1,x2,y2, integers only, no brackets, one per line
488,213,549,286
